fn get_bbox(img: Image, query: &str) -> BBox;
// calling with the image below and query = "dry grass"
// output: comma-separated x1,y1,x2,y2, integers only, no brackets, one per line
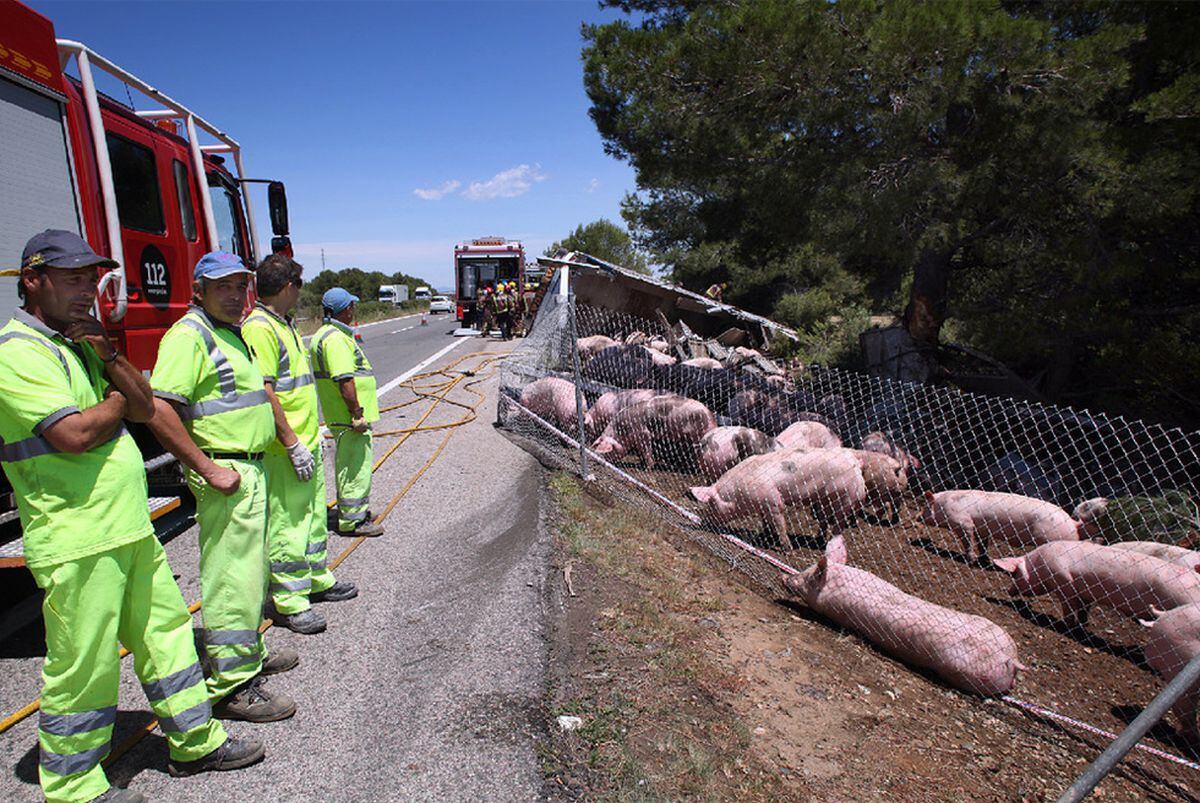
543,472,791,801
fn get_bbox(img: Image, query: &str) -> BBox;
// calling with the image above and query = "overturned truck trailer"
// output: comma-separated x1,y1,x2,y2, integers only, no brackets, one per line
535,250,798,360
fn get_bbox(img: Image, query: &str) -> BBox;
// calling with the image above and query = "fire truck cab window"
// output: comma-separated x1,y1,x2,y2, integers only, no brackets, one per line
172,160,197,241
105,133,165,233
208,183,246,259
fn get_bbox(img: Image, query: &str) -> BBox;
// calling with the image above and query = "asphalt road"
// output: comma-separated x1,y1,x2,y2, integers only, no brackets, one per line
0,316,552,801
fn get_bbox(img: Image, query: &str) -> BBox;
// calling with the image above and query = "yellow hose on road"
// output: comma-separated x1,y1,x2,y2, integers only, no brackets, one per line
0,350,505,746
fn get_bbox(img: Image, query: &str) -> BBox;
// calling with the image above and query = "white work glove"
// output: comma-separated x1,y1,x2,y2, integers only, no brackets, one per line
286,440,316,481
350,416,369,434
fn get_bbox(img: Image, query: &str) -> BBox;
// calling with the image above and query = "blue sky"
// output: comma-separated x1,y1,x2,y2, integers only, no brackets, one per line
35,0,638,289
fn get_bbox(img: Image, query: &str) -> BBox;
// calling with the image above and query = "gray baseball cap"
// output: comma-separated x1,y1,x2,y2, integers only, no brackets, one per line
21,229,119,270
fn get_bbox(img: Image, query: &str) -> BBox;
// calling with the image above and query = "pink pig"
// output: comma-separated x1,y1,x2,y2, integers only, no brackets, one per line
920,490,1081,564
592,396,716,469
688,447,865,550
1111,541,1200,570
782,537,1025,695
642,346,677,366
518,377,586,432
1142,603,1200,744
584,389,671,435
576,335,619,359
695,426,774,481
861,431,921,470
681,357,723,370
993,542,1200,628
847,449,908,525
774,420,842,450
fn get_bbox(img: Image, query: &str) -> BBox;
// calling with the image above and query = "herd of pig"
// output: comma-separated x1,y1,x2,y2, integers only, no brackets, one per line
515,343,1200,744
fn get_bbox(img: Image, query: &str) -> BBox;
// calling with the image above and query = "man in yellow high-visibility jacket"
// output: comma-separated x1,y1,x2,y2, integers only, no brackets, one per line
243,255,358,635
148,251,298,724
0,231,262,803
310,289,384,537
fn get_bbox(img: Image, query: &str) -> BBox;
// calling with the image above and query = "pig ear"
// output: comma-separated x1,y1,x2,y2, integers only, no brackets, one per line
924,490,935,502
689,486,714,504
992,557,1022,575
825,536,848,566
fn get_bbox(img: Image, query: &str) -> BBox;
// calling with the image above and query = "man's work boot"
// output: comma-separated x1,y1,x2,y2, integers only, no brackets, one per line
311,581,358,603
93,789,147,803
341,520,383,538
260,646,299,676
212,677,297,723
273,608,326,635
167,735,266,777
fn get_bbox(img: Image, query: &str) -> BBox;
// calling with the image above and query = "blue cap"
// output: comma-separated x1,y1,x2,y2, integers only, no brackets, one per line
194,251,251,281
22,229,118,270
322,287,359,315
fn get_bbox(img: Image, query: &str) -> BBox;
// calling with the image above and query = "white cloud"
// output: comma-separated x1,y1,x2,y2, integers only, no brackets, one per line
413,180,461,201
586,178,600,194
462,164,547,201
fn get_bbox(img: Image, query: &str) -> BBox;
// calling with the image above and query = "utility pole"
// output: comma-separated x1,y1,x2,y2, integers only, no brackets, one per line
321,248,326,271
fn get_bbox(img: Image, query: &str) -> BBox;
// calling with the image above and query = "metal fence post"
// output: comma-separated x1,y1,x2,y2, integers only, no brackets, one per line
567,293,590,481
1058,652,1200,802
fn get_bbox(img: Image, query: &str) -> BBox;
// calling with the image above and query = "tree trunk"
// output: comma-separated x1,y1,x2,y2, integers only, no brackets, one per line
904,246,955,346
882,245,956,384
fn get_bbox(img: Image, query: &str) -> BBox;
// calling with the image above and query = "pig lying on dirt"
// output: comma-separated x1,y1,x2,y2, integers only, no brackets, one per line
1142,603,1200,744
577,335,618,360
519,377,586,432
585,389,673,435
993,542,1200,627
681,357,723,370
688,447,865,550
782,537,1025,695
696,426,774,481
592,395,716,469
920,490,1081,564
1111,541,1200,570
774,420,842,450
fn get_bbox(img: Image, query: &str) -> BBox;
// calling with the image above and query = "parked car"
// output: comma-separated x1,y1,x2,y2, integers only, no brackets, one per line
429,295,454,314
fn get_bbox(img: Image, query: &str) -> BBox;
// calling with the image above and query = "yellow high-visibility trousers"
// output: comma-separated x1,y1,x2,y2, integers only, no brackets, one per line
31,536,227,803
188,457,269,700
265,439,336,614
334,429,373,532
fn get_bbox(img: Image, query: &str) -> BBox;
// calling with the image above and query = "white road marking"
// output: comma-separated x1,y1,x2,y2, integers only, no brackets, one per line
376,338,471,400
302,312,423,344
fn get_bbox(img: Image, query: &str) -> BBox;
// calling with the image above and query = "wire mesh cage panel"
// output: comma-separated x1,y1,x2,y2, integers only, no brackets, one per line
499,299,1200,758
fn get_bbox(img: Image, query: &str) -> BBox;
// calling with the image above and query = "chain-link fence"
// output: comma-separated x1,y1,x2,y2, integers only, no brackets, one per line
500,296,1200,766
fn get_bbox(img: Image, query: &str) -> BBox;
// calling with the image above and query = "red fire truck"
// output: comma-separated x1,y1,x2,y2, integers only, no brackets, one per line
453,237,525,328
0,0,292,574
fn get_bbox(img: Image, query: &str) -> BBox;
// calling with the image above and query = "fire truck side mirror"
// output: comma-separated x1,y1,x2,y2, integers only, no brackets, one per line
271,236,293,257
268,181,289,236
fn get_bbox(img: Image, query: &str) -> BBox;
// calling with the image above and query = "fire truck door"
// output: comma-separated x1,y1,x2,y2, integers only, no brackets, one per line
100,114,185,366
